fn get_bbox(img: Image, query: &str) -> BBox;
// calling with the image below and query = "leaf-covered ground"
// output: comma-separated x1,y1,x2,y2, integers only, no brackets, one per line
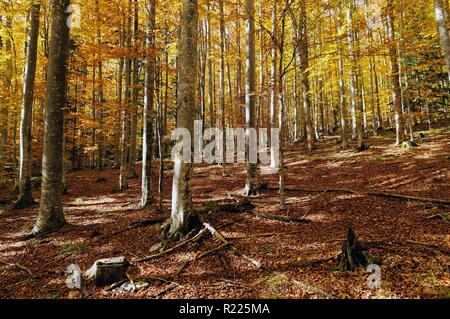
0,127,449,299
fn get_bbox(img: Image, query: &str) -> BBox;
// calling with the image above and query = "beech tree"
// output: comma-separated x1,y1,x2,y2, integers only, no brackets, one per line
243,0,258,196
32,0,70,235
15,1,40,209
141,0,156,209
168,0,198,239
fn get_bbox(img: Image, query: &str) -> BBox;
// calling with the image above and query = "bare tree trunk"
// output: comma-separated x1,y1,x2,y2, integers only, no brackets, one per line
141,0,156,209
298,2,313,153
269,0,278,167
337,1,348,148
169,0,198,239
278,0,288,209
15,2,40,209
386,0,405,145
435,0,450,123
33,0,70,235
243,0,258,196
128,0,138,178
0,19,12,169
206,2,214,127
120,8,132,190
219,0,226,169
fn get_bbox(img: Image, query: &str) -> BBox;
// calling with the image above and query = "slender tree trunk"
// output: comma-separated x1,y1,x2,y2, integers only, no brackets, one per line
337,1,348,148
15,2,40,209
128,0,138,178
270,0,278,167
141,0,156,209
386,0,405,145
435,0,450,123
33,0,70,235
298,2,313,153
243,0,258,196
207,2,214,127
219,0,226,169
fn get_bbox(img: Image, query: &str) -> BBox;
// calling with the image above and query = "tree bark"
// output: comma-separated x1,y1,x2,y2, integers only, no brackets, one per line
169,0,198,238
33,0,70,234
141,0,156,209
243,0,258,196
386,0,405,145
435,0,450,123
15,2,40,209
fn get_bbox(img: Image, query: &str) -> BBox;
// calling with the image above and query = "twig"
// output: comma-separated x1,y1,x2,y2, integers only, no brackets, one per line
248,211,310,224
0,260,38,279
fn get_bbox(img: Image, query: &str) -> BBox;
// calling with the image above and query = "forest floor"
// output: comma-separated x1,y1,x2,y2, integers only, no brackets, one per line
0,125,449,299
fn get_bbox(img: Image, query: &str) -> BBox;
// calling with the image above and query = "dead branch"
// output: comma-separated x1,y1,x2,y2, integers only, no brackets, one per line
135,228,207,263
0,260,38,279
268,186,450,205
248,211,310,224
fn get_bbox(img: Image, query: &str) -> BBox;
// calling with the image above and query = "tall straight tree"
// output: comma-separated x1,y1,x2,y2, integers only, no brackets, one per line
435,0,450,123
337,0,348,148
243,0,258,196
128,0,139,178
168,0,198,238
15,1,40,209
386,0,405,145
141,0,156,209
32,0,70,234
298,0,313,153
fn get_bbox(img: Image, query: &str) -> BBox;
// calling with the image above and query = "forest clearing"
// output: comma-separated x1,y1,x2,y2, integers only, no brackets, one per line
0,0,450,302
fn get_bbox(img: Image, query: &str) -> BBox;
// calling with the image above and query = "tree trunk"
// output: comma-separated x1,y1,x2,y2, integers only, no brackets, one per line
270,0,278,168
298,2,313,153
168,0,198,239
15,2,40,209
337,1,348,148
435,0,450,123
33,0,70,234
128,0,138,178
141,0,156,209
243,0,258,196
386,0,405,145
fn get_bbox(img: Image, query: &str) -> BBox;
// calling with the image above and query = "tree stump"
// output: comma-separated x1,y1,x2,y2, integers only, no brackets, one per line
339,228,368,271
84,256,129,286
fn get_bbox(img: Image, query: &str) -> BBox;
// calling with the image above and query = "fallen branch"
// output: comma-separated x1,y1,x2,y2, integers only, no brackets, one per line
202,222,335,299
177,243,230,276
203,223,262,269
268,186,450,205
0,260,38,279
135,228,207,263
248,211,310,224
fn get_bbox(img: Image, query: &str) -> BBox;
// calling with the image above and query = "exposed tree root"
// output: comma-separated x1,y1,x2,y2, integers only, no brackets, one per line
135,228,207,263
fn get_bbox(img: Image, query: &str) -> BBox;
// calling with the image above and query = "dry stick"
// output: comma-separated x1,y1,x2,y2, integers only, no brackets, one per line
135,228,207,263
202,223,336,299
268,187,450,205
248,211,310,224
0,260,38,279
203,223,262,269
177,243,230,276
